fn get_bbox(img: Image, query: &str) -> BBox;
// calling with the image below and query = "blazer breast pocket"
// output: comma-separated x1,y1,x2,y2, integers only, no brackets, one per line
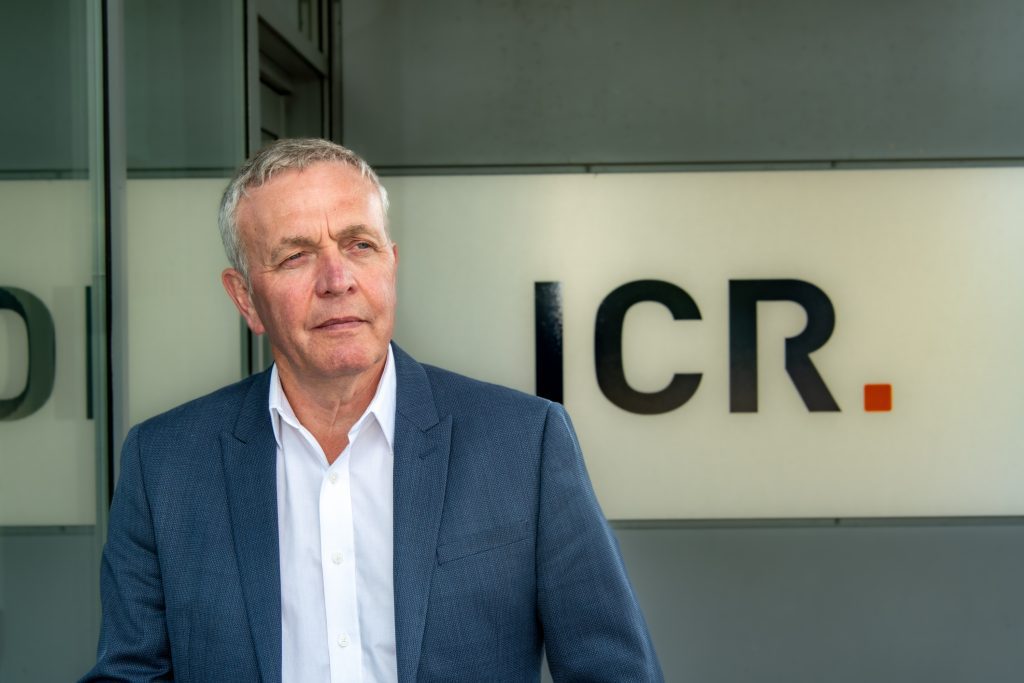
436,519,531,565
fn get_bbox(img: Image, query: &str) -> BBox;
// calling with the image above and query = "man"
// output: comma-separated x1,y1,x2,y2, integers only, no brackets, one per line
82,139,662,682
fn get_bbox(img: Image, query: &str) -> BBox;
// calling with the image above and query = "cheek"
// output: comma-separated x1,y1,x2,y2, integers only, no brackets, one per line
367,267,398,307
252,286,305,332
380,280,398,313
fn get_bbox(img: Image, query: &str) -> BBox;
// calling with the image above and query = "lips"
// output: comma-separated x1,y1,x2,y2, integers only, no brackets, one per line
314,316,365,330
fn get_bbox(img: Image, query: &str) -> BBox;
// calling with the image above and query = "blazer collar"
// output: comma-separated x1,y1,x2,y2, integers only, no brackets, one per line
391,344,453,682
221,369,282,683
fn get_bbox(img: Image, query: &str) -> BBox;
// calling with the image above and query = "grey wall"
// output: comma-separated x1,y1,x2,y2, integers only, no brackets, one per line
616,520,1024,682
0,528,99,682
343,2,1024,681
343,0,1024,170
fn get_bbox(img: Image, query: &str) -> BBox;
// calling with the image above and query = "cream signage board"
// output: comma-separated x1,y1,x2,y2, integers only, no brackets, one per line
0,181,95,525
385,169,1024,520
0,179,240,526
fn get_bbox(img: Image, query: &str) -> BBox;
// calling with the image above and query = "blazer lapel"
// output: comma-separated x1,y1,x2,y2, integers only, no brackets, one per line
391,345,452,682
220,370,282,683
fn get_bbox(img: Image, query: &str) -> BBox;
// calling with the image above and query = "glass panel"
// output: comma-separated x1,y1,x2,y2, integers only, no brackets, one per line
263,0,323,50
0,1,106,681
122,0,246,429
125,0,246,177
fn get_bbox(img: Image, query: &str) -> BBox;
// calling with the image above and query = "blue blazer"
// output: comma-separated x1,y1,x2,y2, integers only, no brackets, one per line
82,345,662,682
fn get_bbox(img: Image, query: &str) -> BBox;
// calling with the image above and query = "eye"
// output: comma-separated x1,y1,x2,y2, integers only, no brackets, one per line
281,251,309,267
349,240,376,253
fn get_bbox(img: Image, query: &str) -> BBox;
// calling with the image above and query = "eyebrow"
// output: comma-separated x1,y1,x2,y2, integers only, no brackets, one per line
267,225,385,263
330,224,380,243
268,235,319,263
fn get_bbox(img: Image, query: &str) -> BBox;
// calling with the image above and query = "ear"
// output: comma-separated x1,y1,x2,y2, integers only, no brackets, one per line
391,241,399,266
221,268,266,335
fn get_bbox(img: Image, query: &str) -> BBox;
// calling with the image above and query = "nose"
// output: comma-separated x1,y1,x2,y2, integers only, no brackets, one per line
315,249,355,296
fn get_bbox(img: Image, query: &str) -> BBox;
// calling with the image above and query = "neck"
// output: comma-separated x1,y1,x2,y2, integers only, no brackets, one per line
277,360,385,465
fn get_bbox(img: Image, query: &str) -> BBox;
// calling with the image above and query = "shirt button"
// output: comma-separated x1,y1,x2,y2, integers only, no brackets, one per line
332,552,343,565
328,472,338,484
337,632,349,648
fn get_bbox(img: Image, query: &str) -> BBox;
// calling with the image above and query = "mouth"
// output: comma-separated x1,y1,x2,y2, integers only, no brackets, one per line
314,316,366,331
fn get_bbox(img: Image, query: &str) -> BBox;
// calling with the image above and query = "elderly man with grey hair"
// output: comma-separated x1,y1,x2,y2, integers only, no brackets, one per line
81,138,662,683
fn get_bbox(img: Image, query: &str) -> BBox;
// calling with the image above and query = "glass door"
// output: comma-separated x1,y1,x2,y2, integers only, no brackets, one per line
0,1,108,680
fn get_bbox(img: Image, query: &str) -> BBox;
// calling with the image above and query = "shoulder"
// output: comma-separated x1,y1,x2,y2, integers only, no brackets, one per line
131,370,267,446
400,351,566,445
412,351,559,425
421,362,550,414
393,343,559,422
113,372,270,510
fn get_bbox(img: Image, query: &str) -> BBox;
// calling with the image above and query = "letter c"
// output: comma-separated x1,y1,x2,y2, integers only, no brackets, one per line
595,280,702,415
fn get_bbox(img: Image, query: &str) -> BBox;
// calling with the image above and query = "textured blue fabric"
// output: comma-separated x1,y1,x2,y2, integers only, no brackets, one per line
80,345,663,682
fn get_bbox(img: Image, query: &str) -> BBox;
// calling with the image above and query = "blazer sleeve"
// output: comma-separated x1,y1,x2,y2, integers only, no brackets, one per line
79,426,175,683
536,403,664,682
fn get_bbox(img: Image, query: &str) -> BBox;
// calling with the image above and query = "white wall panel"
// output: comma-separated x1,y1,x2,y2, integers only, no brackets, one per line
0,181,94,525
386,168,1024,519
124,179,242,427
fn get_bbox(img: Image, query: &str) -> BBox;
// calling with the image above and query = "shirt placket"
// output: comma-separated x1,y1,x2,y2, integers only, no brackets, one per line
320,443,364,683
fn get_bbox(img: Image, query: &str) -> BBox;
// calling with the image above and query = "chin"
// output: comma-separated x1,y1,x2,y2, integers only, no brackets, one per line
320,349,386,377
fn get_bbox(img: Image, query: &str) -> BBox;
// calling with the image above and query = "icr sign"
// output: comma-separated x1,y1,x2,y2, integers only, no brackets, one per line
536,278,887,415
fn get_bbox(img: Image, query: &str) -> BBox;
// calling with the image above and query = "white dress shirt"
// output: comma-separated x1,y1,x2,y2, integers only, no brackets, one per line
270,345,398,683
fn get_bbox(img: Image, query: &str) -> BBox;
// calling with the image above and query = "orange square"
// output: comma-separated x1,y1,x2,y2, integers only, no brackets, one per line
864,384,892,412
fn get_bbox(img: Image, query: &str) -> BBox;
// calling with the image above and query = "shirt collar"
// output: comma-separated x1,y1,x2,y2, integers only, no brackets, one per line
268,343,397,453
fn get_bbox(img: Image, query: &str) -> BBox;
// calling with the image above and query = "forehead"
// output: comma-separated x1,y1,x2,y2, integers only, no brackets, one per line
236,162,384,235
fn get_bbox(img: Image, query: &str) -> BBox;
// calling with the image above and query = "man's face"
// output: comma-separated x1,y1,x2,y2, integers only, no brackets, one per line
222,162,397,386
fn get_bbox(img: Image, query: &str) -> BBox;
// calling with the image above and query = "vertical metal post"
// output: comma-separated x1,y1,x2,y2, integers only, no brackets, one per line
102,0,127,486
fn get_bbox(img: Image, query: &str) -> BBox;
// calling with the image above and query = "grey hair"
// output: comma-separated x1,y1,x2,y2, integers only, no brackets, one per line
218,138,389,284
